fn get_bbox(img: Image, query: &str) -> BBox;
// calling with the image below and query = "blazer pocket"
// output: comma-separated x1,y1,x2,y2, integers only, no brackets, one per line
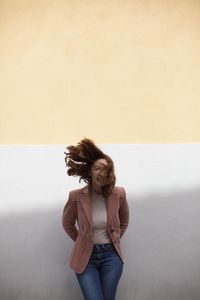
71,236,87,262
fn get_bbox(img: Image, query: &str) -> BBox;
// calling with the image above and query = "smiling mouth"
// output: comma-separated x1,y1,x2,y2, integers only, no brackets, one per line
97,177,104,184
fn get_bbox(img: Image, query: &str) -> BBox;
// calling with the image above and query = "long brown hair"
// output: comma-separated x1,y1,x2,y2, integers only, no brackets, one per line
64,137,116,197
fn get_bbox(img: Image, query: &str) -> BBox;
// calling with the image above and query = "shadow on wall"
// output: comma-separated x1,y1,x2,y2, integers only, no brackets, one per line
1,188,200,300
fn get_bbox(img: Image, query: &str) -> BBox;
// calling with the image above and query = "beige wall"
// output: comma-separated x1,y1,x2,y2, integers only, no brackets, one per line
1,0,200,144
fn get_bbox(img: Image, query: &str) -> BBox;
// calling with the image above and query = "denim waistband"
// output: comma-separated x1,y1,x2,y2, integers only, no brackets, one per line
92,242,115,252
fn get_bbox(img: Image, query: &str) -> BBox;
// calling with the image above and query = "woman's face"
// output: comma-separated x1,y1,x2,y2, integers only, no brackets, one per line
90,158,109,188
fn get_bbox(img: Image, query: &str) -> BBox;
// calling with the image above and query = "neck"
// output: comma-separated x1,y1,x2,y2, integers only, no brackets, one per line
89,183,101,194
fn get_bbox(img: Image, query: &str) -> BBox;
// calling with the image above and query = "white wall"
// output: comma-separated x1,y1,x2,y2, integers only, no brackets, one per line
0,144,200,300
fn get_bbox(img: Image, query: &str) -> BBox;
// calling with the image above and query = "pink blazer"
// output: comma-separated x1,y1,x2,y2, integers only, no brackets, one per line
62,184,129,274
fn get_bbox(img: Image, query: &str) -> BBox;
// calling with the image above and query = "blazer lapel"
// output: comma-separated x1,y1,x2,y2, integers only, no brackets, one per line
79,184,118,229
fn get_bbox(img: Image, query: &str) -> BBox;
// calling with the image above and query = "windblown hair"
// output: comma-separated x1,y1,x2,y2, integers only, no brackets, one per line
64,137,116,197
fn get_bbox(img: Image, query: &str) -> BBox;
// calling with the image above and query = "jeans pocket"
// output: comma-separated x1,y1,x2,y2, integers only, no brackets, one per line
103,243,115,252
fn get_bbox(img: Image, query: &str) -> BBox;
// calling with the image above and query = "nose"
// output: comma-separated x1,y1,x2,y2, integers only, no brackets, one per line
98,169,107,183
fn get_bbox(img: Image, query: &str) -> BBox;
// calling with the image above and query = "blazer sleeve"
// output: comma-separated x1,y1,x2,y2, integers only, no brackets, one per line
119,187,129,238
62,191,79,242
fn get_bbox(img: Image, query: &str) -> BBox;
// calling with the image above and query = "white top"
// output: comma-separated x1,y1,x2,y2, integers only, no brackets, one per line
91,190,112,244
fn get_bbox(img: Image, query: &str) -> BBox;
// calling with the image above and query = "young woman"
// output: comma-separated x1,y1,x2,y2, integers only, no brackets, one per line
62,137,129,300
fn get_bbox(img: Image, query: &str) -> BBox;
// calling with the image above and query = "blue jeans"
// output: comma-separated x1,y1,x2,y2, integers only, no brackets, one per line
75,242,124,300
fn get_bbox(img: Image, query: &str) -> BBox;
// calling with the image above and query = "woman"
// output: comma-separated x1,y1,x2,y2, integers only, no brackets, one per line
62,137,129,300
